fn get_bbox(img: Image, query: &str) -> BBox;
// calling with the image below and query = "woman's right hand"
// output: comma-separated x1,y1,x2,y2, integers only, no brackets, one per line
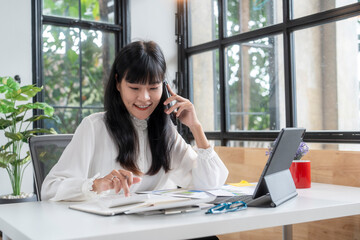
92,169,142,196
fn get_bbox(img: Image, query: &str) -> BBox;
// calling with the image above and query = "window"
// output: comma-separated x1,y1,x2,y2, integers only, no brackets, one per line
32,0,129,133
177,0,360,148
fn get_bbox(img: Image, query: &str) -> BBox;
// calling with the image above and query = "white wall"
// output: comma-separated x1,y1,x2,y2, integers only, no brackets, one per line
0,0,34,195
130,0,178,89
0,0,177,195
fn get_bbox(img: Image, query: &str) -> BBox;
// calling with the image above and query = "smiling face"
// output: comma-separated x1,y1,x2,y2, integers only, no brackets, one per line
117,78,163,120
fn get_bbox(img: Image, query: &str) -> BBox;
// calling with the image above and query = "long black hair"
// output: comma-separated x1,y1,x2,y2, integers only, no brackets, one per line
104,41,175,176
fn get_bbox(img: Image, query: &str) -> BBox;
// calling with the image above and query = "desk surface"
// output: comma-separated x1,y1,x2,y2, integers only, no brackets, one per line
1,183,360,240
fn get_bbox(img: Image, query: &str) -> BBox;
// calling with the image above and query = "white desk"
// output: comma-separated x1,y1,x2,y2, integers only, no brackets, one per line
1,183,360,240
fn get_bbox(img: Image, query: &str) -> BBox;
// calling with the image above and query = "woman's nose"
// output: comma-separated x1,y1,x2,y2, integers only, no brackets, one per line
138,89,150,101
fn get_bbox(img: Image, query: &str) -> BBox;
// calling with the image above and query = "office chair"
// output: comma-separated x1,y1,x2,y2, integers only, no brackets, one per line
29,134,73,201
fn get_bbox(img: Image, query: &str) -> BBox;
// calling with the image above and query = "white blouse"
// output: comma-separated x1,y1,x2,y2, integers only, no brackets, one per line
41,112,229,201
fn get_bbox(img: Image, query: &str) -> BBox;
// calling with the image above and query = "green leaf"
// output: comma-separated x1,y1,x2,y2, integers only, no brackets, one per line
0,152,17,168
19,85,43,98
1,77,20,92
17,152,31,165
0,118,13,130
5,91,28,101
0,99,15,113
5,131,24,141
1,141,15,151
24,115,58,123
67,49,78,65
16,102,54,116
5,85,42,101
21,128,57,141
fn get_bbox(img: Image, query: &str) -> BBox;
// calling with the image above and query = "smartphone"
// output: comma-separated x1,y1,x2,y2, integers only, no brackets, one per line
163,81,177,125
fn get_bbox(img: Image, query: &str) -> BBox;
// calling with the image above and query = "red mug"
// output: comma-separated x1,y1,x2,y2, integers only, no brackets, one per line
289,160,311,188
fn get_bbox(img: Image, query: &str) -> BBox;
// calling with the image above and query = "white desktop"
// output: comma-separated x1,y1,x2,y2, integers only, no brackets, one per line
1,183,360,240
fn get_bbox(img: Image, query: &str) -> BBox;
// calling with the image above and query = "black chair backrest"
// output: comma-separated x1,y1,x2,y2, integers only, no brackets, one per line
29,134,73,201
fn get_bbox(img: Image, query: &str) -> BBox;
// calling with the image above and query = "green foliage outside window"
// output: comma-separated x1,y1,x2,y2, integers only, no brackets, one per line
42,0,115,133
225,0,273,131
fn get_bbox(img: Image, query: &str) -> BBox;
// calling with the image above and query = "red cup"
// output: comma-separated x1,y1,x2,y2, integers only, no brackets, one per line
289,160,311,188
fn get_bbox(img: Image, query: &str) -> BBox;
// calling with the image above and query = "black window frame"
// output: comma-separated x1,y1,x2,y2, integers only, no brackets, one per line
177,0,360,145
31,0,130,130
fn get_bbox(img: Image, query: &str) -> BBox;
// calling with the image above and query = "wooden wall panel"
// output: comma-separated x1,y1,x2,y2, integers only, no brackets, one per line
214,147,360,240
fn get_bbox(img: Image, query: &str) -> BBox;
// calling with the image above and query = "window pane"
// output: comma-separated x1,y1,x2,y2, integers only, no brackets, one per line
45,108,81,133
81,30,115,107
188,0,218,46
42,25,80,107
294,16,360,131
44,108,101,133
292,0,358,19
189,50,220,131
227,141,272,148
226,35,285,131
191,140,222,146
81,0,115,23
43,0,79,18
226,0,282,37
307,142,360,151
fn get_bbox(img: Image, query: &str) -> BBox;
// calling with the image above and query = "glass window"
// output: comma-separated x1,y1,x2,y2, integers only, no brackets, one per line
179,1,360,146
37,0,122,133
226,0,283,37
43,0,115,23
81,30,115,107
42,26,80,107
294,15,360,131
81,0,115,23
43,0,79,18
227,140,272,148
189,50,220,131
188,0,219,46
225,35,285,131
292,0,358,19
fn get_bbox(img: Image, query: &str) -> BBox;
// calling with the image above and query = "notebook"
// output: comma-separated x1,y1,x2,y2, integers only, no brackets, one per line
211,127,306,207
69,193,215,216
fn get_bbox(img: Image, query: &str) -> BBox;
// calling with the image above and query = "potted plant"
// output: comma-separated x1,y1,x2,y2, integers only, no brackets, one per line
0,76,58,203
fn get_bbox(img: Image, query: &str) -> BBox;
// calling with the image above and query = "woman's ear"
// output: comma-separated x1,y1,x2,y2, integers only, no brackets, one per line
116,81,121,92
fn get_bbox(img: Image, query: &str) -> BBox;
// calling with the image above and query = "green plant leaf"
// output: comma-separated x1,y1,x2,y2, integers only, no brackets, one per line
0,152,17,168
0,118,13,130
1,77,20,92
19,85,43,98
67,49,79,65
5,91,28,101
21,128,57,141
0,99,15,113
0,141,15,151
5,85,43,101
16,152,31,166
24,115,58,123
17,102,55,116
5,131,24,141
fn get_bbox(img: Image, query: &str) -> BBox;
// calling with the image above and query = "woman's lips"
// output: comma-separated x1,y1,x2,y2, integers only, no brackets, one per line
134,104,152,111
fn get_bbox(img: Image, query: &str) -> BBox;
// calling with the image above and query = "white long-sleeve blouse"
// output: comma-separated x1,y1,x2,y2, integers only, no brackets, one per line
41,112,229,201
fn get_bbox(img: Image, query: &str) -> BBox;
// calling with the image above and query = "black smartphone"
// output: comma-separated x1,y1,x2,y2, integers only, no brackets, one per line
163,81,177,125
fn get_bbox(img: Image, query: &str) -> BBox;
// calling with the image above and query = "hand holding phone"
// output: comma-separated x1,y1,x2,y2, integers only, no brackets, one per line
163,81,177,125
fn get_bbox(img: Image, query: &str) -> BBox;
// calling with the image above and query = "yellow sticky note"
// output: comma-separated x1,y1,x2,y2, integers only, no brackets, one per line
228,180,255,187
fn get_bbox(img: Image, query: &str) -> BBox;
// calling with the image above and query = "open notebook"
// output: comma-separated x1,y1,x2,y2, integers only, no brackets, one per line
69,193,215,216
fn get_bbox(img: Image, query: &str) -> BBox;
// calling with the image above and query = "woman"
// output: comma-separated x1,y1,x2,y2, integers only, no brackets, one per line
41,40,228,201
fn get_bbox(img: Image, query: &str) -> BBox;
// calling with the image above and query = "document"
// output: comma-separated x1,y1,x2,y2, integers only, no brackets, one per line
137,189,210,199
69,192,215,216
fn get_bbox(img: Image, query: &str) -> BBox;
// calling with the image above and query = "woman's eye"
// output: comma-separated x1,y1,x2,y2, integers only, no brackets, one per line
130,87,138,90
150,87,159,90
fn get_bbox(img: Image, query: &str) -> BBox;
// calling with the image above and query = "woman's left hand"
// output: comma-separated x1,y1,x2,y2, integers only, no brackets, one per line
163,84,200,128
